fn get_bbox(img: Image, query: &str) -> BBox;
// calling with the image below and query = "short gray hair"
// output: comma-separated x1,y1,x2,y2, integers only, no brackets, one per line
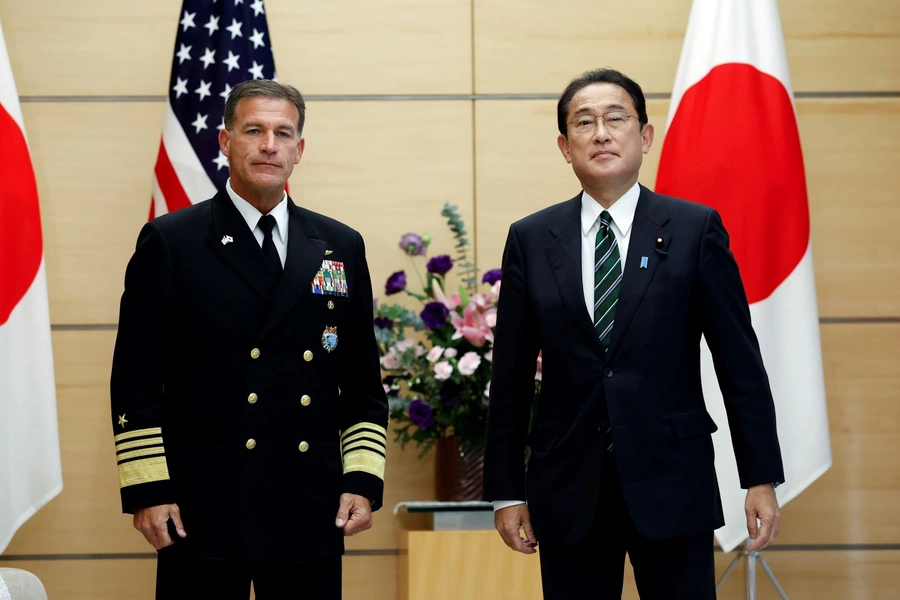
224,80,306,136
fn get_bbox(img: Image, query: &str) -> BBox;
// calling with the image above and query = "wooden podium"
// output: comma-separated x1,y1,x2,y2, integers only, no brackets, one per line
395,502,543,600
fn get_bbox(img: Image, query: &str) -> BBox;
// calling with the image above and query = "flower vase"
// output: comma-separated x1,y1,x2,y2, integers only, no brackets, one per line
434,436,485,502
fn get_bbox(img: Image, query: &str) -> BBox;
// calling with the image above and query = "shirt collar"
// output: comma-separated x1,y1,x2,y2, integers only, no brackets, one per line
580,181,640,237
226,178,289,244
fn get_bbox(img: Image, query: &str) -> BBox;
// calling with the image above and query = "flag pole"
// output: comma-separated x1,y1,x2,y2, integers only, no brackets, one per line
716,543,790,600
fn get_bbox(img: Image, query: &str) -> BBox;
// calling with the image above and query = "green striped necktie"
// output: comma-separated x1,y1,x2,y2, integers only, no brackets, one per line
593,210,621,349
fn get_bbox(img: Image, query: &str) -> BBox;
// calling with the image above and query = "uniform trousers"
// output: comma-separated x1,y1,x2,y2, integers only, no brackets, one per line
538,450,716,600
155,548,341,600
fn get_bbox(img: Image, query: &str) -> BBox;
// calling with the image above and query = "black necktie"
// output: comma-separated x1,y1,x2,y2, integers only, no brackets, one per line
257,214,282,275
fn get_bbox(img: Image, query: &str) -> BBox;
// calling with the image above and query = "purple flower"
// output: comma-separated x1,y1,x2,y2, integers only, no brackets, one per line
399,233,426,256
439,381,462,406
421,302,450,330
373,316,393,330
385,271,407,295
482,269,502,285
426,254,453,276
409,399,435,429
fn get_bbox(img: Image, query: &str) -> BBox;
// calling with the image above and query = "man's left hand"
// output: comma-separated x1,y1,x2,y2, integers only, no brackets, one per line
745,484,781,552
335,493,372,537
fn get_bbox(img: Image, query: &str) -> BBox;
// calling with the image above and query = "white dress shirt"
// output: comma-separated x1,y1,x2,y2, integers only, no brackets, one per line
225,178,289,267
492,182,640,512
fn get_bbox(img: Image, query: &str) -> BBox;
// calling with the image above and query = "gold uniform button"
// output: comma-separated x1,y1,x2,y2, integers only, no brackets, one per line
327,301,335,310
301,394,311,406
303,350,313,362
299,441,310,452
246,438,257,450
250,348,261,359
248,393,258,404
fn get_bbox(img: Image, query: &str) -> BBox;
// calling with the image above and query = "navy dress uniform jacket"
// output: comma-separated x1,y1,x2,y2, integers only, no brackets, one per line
110,189,389,563
483,185,784,546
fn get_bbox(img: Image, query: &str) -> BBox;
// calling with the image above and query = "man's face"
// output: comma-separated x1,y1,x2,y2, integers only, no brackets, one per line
219,96,304,199
557,83,653,192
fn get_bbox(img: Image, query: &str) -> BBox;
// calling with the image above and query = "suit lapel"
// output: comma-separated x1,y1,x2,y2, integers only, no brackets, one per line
606,186,671,357
258,199,327,340
207,189,275,300
544,195,606,356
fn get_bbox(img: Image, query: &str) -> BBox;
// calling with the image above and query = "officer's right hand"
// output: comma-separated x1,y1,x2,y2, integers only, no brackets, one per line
495,504,538,554
133,504,186,550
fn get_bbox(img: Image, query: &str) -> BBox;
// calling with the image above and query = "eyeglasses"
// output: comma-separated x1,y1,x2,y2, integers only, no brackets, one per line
567,111,638,135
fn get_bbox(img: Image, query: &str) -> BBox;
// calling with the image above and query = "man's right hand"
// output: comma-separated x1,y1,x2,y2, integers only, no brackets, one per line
133,504,187,550
494,504,538,554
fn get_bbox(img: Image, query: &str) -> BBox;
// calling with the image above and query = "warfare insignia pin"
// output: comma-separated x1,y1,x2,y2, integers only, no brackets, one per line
321,326,338,353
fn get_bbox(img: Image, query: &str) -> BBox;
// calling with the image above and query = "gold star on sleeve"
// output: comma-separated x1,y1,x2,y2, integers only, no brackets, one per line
118,414,128,428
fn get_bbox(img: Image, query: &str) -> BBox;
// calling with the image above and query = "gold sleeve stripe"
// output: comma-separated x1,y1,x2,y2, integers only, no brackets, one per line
342,439,386,455
115,437,164,452
116,447,166,462
114,427,163,443
118,456,170,488
343,449,385,480
341,422,387,440
342,430,387,447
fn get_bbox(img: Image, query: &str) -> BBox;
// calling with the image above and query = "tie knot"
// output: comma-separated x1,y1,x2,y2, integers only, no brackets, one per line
599,210,614,229
258,214,277,235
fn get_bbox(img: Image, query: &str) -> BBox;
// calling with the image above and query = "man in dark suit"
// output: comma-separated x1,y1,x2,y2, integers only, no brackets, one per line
483,68,784,599
110,80,388,599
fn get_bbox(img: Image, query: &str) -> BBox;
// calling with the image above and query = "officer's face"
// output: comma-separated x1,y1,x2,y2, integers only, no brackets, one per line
219,96,304,203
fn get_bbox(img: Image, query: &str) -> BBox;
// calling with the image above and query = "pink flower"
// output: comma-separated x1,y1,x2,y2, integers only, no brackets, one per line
380,348,400,369
450,302,494,348
457,351,482,376
434,361,453,380
395,339,415,353
485,350,493,363
484,307,497,328
535,351,543,381
443,347,458,358
415,344,427,358
431,279,461,310
426,346,444,362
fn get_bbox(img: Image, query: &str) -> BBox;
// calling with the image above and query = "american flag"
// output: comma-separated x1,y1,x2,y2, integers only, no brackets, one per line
151,0,278,218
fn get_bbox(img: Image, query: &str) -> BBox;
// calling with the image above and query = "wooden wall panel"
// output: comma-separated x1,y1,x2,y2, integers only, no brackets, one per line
21,102,164,325
778,323,900,545
0,0,471,97
475,99,900,318
800,100,900,318
24,100,472,325
474,0,900,94
267,0,472,95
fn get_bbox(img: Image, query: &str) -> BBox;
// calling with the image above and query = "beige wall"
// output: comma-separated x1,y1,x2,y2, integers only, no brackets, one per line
1,0,898,598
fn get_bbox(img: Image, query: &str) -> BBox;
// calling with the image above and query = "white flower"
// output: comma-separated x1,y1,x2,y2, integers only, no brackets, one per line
426,346,444,362
443,347,458,358
434,361,453,380
484,350,493,363
457,351,482,376
484,381,491,397
415,344,427,358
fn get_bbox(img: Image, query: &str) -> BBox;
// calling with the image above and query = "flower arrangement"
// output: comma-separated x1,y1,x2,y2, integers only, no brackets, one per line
373,203,542,457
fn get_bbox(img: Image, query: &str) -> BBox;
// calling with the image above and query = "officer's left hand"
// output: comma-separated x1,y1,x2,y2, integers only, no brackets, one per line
335,493,372,537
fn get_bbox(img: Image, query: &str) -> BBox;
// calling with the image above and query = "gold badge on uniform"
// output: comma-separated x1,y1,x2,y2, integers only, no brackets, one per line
321,326,338,353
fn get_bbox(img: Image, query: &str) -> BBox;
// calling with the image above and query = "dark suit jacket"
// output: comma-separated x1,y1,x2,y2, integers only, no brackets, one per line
110,189,388,563
484,185,784,546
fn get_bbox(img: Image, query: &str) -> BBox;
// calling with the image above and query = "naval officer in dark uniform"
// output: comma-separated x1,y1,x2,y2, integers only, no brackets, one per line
110,80,389,599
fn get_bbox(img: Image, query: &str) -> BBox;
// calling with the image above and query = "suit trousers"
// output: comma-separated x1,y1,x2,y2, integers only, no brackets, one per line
538,451,716,600
155,548,341,600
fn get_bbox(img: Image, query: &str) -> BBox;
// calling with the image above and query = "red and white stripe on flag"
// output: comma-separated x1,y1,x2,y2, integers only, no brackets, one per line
0,17,63,554
656,0,832,552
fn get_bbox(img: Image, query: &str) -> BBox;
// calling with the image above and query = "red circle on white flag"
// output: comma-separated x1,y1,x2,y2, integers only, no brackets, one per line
655,63,810,303
0,103,43,325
